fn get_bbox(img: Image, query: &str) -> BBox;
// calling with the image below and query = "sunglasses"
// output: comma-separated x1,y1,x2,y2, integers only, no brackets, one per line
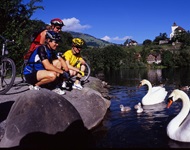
55,26,61,30
52,40,59,44
76,46,82,49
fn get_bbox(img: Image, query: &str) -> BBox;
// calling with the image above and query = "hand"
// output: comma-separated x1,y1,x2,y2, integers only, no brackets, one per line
62,71,70,79
78,71,84,77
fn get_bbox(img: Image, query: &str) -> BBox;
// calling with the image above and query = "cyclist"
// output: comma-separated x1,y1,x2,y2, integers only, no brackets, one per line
23,31,69,95
24,18,64,60
62,38,86,90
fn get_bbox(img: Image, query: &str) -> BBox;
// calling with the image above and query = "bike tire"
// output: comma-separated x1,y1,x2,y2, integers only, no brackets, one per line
0,58,16,94
81,63,91,82
70,63,91,83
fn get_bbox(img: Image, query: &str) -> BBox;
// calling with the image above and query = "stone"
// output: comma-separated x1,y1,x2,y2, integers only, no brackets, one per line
0,89,90,148
0,76,111,148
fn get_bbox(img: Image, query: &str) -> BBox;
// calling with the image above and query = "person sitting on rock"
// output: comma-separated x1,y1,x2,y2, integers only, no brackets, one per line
23,30,69,95
62,38,86,90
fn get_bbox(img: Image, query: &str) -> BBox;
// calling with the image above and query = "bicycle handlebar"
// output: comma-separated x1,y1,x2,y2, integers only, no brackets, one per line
0,35,14,44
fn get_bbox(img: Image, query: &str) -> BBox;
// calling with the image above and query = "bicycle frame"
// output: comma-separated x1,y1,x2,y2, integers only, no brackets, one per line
0,35,16,94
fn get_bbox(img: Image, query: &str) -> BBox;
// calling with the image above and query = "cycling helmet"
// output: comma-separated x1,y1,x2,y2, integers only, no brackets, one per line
72,38,84,47
46,31,61,42
50,18,64,27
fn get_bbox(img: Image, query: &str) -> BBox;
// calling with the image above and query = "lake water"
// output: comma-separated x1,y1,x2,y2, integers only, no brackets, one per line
91,68,190,148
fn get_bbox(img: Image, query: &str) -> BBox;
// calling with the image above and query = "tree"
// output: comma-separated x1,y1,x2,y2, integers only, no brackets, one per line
161,51,173,67
0,0,44,71
143,39,152,46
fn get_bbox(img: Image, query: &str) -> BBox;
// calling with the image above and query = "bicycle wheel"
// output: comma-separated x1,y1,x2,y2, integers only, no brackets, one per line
70,63,91,83
81,63,91,82
0,58,16,94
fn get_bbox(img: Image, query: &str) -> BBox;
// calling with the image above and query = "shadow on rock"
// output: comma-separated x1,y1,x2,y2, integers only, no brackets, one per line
0,101,14,122
17,120,95,149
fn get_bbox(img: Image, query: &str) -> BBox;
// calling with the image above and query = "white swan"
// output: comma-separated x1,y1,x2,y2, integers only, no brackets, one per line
120,104,131,112
167,89,190,142
138,79,168,105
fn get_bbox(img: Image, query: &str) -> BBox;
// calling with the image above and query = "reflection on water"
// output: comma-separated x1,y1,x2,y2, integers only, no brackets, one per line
92,68,190,148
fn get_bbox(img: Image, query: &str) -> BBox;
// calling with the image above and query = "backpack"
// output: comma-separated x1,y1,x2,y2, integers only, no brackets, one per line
24,27,47,60
30,27,46,43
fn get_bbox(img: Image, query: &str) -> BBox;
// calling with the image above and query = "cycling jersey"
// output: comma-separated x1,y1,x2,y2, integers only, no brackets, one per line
23,45,57,75
63,50,83,68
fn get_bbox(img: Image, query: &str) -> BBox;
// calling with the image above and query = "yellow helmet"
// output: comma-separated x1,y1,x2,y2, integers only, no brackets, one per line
72,38,84,47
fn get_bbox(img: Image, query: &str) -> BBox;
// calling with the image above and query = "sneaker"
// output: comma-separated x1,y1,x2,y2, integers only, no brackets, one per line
52,88,66,95
72,83,83,90
29,85,40,90
62,81,67,88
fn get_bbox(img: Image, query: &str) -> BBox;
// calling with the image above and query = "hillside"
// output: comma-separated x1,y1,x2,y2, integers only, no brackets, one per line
68,31,115,48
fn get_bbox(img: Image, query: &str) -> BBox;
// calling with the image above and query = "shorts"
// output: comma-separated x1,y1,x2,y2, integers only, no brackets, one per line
24,71,38,85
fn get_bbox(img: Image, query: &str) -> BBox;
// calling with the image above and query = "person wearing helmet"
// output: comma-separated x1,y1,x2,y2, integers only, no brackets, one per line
23,31,69,95
24,18,64,60
62,38,86,90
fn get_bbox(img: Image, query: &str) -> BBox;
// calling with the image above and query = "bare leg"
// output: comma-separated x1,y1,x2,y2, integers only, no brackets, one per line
35,70,57,86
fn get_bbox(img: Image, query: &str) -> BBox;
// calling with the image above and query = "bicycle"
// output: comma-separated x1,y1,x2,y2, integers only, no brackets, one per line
0,35,16,94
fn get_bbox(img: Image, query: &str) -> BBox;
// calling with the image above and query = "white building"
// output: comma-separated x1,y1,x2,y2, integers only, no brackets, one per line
170,22,186,40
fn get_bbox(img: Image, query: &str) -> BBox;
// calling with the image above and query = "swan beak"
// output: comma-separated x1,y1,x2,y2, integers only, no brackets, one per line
167,98,173,108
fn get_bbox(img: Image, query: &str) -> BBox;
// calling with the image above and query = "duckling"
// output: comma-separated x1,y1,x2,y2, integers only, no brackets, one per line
134,102,142,109
136,104,143,113
120,104,131,112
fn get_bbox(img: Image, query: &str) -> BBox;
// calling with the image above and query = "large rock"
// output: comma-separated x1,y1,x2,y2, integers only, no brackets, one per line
0,76,111,148
63,87,110,129
0,89,92,148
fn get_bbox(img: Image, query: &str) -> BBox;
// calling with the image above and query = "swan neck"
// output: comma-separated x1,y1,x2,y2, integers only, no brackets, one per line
168,92,190,132
146,81,152,94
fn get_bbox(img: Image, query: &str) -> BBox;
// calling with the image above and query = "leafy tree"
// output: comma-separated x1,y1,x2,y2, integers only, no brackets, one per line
179,31,190,49
161,50,173,67
0,0,44,72
143,39,152,46
57,31,73,53
102,45,126,70
140,47,150,63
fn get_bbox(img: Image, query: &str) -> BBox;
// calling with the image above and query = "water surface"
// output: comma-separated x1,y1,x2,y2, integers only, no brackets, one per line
92,68,190,148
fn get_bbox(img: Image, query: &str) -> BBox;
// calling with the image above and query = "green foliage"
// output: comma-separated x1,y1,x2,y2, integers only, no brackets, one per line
0,0,45,73
143,39,152,46
161,51,173,67
57,31,73,53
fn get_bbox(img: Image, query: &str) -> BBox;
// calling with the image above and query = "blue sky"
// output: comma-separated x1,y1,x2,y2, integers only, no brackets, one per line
25,0,190,44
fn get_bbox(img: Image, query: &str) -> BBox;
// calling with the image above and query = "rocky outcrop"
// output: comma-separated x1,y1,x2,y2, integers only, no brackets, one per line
0,77,111,148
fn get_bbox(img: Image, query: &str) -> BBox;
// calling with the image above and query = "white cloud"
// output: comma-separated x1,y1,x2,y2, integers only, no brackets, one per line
62,17,91,32
101,36,111,41
101,35,133,43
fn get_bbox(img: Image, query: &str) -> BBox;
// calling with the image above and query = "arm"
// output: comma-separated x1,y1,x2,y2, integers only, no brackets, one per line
38,46,63,74
58,56,69,72
39,30,47,45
